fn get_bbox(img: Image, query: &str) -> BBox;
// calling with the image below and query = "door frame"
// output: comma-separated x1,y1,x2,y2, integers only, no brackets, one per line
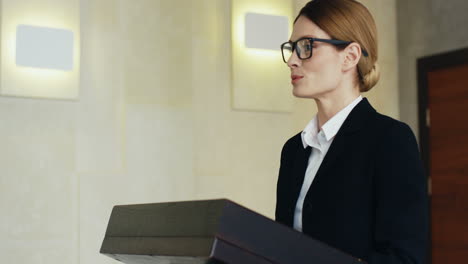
417,47,468,177
417,46,468,264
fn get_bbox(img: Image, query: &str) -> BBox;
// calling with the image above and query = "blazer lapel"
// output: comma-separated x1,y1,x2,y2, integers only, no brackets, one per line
313,132,346,184
290,145,312,205
307,98,376,192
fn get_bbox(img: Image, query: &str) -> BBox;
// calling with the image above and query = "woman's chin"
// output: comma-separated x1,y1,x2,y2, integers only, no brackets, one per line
292,87,313,98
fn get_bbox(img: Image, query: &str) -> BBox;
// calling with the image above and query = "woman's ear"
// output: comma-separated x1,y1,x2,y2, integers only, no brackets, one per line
342,43,362,72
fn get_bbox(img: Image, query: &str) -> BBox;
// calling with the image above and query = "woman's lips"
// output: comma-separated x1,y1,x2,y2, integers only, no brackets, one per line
291,75,304,84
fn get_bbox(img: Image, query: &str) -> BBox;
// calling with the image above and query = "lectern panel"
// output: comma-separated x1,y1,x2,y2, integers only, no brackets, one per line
100,199,364,264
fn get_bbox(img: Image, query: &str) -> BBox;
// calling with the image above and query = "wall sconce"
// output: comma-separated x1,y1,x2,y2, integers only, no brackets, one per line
244,13,289,51
16,25,74,71
231,0,293,113
0,0,80,100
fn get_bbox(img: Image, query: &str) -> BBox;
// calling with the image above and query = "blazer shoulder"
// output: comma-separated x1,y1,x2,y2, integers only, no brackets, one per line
282,132,302,151
352,98,415,137
370,112,420,156
280,132,303,161
372,112,416,136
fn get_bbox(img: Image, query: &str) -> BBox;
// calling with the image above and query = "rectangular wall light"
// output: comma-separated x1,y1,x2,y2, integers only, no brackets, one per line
16,25,74,71
245,13,289,51
0,0,80,100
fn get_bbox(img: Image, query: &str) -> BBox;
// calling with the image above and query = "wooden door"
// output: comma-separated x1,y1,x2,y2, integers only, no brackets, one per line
418,49,468,264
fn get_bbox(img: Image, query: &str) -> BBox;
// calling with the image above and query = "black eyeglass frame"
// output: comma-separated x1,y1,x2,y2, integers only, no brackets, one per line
280,37,369,63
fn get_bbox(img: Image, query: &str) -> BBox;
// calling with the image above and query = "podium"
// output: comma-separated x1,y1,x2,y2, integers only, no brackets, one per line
100,199,364,263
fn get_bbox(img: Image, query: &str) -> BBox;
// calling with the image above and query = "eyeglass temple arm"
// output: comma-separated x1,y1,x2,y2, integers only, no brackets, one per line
314,38,369,57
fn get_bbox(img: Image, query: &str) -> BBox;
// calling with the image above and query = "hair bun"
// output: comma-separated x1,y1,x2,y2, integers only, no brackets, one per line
361,63,380,92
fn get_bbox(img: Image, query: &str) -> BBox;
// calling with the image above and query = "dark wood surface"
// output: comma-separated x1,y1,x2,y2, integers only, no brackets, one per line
428,65,468,263
100,199,364,264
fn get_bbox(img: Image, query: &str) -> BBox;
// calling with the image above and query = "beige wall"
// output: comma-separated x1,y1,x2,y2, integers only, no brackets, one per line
0,0,398,263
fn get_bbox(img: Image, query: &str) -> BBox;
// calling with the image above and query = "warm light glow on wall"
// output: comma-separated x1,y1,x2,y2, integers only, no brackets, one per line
0,0,80,100
231,0,293,112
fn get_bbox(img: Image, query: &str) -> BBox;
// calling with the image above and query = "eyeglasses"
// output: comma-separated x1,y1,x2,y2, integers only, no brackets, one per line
280,37,369,63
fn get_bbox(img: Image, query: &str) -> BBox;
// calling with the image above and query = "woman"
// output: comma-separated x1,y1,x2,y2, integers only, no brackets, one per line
275,0,429,263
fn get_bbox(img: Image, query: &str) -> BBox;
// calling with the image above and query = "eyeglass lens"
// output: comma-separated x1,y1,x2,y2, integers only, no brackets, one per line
282,39,313,63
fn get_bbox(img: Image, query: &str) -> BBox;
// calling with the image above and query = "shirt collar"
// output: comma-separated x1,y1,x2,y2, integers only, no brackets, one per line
301,116,319,149
301,95,363,149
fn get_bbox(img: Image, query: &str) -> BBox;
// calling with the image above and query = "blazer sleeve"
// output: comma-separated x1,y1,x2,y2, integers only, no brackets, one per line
369,121,429,264
275,137,293,225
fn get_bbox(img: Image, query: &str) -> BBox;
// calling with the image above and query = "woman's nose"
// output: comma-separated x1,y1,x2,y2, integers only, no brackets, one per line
287,51,300,68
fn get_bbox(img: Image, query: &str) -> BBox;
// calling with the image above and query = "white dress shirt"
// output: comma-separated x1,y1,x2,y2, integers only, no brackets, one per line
293,95,363,232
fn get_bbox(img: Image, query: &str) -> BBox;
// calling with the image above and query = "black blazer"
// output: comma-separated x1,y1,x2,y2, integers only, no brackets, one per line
275,98,429,264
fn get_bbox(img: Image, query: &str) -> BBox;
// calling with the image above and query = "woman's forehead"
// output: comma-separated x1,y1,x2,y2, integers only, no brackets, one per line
290,16,330,41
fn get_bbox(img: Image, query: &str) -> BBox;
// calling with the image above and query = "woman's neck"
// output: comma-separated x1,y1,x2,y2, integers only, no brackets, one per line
314,88,361,129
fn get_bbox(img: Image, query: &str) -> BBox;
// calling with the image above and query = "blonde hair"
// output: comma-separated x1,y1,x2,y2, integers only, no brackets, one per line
296,0,380,92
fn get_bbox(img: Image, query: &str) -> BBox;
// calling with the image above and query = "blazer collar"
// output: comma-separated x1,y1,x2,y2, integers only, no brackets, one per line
338,97,376,134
